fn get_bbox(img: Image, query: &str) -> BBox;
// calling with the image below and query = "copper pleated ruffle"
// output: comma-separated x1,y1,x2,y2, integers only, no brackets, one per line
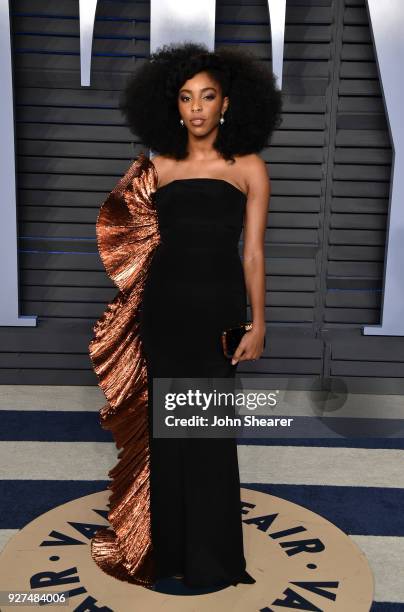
88,152,160,589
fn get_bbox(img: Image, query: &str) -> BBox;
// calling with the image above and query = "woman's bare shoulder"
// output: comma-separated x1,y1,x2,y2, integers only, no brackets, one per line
150,154,176,185
234,152,267,174
234,153,269,194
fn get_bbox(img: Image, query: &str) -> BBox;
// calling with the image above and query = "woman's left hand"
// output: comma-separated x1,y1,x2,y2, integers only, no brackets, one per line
231,326,266,365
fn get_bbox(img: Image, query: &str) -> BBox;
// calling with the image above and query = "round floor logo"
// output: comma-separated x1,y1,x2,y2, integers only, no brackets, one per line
0,488,373,611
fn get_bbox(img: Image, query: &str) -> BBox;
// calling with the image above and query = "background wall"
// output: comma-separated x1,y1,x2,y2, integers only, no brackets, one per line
1,0,402,391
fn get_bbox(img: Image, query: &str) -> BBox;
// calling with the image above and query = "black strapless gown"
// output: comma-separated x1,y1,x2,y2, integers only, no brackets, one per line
139,178,254,588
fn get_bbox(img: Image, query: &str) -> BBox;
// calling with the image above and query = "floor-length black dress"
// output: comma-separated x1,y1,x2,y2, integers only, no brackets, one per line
139,177,253,588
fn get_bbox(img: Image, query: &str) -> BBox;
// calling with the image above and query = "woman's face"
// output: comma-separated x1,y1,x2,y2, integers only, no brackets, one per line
177,70,228,135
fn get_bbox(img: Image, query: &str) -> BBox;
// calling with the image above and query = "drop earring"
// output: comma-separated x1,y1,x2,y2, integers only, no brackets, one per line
180,119,184,126
219,114,225,125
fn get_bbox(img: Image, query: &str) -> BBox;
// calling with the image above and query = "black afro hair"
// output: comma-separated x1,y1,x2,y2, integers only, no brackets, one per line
119,41,283,161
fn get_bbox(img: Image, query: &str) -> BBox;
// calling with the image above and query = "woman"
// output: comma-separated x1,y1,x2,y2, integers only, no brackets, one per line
89,42,282,591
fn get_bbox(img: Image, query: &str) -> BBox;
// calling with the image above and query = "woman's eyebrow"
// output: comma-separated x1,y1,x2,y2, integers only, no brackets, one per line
179,86,218,93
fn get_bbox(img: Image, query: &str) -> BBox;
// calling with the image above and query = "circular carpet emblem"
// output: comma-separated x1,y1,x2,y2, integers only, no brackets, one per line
0,488,373,611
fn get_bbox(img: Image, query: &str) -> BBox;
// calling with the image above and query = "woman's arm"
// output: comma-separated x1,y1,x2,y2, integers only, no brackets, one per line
231,154,270,365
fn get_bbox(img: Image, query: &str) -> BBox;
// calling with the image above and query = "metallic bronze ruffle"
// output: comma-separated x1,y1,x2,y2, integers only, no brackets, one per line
88,152,160,589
